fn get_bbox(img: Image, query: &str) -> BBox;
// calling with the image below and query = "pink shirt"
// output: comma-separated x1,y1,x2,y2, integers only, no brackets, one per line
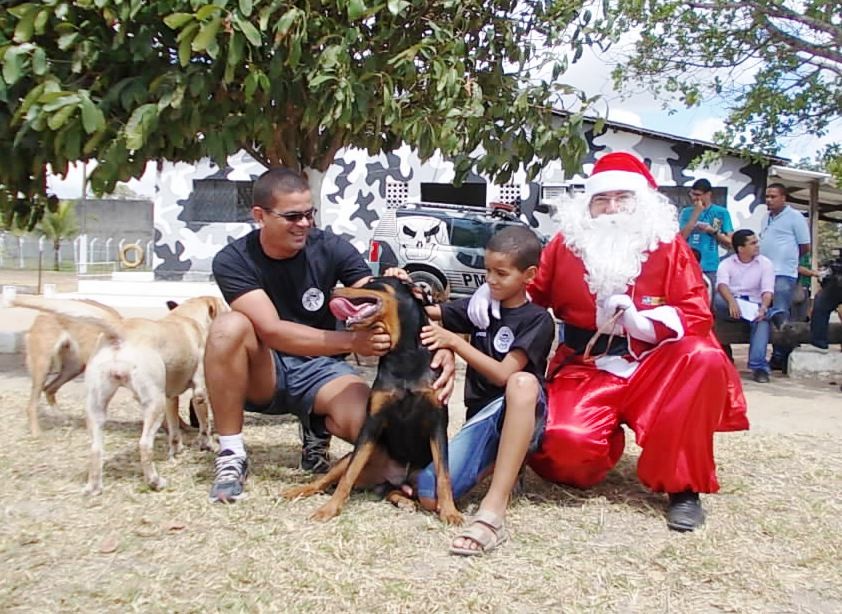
715,254,775,303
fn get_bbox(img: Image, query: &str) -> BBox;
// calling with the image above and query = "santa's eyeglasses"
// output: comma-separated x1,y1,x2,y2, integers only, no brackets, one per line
590,193,635,210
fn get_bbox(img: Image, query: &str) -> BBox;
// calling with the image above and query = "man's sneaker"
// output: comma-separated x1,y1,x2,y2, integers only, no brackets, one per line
209,449,249,503
768,356,787,373
299,418,332,474
752,369,770,383
666,491,705,532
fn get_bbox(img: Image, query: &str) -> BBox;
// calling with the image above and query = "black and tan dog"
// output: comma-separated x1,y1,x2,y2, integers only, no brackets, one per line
282,276,463,524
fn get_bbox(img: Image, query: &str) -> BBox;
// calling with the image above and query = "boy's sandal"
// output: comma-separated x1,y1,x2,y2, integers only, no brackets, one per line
449,510,507,556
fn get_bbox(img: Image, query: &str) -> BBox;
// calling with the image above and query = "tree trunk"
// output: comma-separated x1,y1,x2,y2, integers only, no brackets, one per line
303,167,326,226
53,240,60,271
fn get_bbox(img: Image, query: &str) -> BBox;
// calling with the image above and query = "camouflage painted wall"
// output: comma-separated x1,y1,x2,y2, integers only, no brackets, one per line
153,129,770,280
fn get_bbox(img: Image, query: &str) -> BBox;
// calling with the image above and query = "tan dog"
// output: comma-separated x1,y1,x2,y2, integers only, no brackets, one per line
23,300,197,437
11,295,226,495
23,299,121,437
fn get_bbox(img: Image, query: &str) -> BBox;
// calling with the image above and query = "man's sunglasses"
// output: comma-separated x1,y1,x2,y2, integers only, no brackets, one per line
262,208,317,223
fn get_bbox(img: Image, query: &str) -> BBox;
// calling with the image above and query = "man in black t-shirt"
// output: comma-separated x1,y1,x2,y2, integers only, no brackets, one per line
205,168,454,503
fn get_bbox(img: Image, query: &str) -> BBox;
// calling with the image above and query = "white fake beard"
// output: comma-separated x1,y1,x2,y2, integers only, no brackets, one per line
556,189,679,301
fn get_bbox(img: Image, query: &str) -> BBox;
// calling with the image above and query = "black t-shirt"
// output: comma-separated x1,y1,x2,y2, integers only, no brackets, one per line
441,298,555,419
212,228,371,333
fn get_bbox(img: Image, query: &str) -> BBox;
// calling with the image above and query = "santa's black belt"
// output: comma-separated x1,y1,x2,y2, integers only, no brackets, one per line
563,324,628,356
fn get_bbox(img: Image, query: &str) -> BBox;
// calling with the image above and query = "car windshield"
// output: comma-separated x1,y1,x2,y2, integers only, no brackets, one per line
449,218,525,249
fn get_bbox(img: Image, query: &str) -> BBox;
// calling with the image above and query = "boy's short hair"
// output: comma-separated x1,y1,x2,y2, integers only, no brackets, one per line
486,226,542,271
253,168,310,208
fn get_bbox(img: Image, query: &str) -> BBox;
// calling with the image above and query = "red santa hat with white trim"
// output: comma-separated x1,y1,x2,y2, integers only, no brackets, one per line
585,152,659,197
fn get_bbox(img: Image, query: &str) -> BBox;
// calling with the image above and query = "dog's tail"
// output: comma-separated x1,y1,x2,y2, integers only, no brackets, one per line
11,296,124,343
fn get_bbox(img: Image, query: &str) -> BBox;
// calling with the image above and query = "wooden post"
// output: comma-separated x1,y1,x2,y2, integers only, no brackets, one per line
809,179,819,295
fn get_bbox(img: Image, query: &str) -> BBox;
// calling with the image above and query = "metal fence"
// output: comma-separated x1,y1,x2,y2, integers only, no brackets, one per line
0,232,154,274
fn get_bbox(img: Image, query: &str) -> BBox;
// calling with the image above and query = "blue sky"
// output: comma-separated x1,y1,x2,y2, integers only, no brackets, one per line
563,44,837,165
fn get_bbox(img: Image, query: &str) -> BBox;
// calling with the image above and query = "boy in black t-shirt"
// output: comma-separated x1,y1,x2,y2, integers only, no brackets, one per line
414,225,554,555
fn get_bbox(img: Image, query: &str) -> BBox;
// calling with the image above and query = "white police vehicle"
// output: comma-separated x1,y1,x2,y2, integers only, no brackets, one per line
367,201,545,301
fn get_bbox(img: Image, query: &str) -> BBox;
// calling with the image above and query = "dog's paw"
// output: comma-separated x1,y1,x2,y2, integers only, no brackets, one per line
82,483,102,497
281,485,321,500
148,476,167,491
385,490,417,512
195,434,216,452
310,504,340,522
439,508,465,526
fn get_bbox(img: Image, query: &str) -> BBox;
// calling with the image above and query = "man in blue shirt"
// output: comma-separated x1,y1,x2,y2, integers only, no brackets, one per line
679,179,734,289
759,182,811,371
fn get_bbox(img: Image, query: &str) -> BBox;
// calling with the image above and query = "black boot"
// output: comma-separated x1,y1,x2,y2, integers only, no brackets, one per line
667,491,705,532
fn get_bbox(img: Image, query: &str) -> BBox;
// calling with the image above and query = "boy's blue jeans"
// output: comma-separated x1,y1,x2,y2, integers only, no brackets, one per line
415,390,547,501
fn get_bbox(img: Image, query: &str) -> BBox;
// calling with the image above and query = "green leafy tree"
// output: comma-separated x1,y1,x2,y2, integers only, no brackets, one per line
606,0,841,177
37,199,79,270
1,0,604,228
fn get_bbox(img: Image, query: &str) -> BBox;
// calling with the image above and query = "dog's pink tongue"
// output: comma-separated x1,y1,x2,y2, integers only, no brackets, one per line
329,297,364,320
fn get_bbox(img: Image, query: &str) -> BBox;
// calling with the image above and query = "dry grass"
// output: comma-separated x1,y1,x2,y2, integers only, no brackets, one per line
1,356,840,613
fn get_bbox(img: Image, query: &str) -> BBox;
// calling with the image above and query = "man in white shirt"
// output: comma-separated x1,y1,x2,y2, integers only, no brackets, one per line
715,229,778,383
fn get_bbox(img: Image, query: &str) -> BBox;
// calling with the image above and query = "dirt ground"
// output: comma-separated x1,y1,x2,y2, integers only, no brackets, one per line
1,335,841,612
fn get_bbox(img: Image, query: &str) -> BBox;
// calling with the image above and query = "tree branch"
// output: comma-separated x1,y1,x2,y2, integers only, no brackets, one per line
762,20,842,69
686,1,841,41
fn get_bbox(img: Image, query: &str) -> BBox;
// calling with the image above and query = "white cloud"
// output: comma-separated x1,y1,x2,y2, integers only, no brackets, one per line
688,117,726,141
606,108,643,127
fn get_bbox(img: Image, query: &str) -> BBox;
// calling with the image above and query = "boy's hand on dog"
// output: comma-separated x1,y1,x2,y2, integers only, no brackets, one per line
422,325,458,403
430,347,456,403
420,324,460,351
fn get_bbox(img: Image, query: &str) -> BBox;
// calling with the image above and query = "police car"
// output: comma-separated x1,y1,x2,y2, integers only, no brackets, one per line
367,201,545,302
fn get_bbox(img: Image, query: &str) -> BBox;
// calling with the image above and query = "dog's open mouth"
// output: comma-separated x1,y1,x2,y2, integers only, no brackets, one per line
329,296,382,326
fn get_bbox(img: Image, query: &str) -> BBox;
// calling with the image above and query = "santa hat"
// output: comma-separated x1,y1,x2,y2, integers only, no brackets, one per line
585,152,658,197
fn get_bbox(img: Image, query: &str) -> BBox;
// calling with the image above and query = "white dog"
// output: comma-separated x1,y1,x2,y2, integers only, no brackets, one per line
11,295,226,495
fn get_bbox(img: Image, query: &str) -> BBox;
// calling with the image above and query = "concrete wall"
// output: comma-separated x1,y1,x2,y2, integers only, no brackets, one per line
74,198,154,243
151,131,772,280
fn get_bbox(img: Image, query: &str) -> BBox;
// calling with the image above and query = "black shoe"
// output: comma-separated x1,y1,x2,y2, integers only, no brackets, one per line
299,416,332,473
209,449,249,503
752,369,770,383
768,356,785,372
667,491,705,532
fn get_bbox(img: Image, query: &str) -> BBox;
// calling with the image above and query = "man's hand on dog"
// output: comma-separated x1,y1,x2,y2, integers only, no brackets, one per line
382,267,410,281
351,323,392,356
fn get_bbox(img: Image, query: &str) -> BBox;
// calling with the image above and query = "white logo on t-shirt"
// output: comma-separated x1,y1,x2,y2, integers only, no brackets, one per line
493,326,515,353
302,288,324,311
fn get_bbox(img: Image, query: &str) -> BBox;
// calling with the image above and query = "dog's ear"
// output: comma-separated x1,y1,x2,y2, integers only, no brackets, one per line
166,300,179,311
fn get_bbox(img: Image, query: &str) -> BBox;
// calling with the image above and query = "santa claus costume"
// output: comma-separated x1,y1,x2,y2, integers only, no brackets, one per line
522,154,749,501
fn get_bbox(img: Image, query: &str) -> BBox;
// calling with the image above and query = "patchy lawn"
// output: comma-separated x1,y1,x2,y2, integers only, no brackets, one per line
1,356,840,612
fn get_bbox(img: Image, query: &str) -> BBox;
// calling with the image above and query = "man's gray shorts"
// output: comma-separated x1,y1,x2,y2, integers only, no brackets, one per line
244,353,357,428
